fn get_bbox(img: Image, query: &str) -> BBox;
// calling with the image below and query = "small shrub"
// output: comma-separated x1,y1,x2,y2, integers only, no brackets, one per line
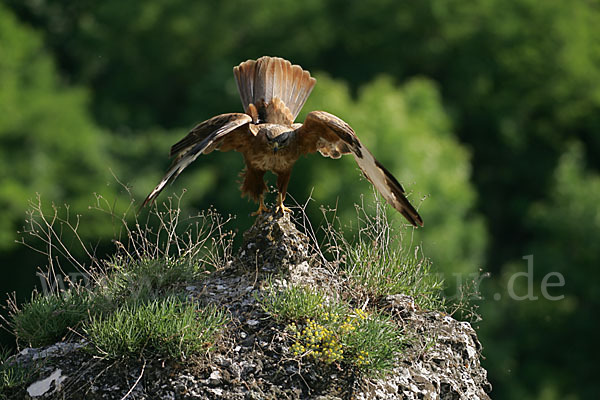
84,297,227,360
288,318,343,364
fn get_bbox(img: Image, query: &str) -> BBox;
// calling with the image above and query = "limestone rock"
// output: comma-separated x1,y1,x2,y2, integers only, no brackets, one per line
3,211,491,399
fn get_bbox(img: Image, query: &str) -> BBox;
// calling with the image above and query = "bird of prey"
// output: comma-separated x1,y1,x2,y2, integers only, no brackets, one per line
142,56,423,226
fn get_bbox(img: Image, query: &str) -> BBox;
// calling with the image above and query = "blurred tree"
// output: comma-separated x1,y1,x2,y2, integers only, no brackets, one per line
481,142,599,399
4,0,333,129
0,4,119,348
0,4,115,249
320,0,600,270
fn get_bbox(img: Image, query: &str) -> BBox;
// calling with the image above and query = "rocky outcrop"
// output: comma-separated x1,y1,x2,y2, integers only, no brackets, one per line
4,211,491,399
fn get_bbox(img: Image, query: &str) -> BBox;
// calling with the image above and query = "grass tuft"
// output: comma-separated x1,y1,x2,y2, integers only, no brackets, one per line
259,284,403,376
8,255,214,349
345,242,444,310
6,194,234,354
9,288,96,347
0,347,33,396
84,297,227,360
258,283,345,322
98,256,210,304
340,312,402,374
257,196,446,377
319,196,445,311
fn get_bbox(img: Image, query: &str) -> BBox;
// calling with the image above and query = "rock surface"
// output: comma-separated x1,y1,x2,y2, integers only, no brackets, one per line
4,211,491,399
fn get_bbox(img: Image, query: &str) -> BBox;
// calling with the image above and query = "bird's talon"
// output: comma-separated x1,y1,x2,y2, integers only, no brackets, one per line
251,199,270,216
251,205,270,216
275,204,292,214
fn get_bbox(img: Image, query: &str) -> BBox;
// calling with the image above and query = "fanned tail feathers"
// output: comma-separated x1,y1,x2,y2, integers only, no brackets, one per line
234,56,316,125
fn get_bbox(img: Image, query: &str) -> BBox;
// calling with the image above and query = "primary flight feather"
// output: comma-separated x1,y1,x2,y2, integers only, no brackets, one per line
142,56,423,226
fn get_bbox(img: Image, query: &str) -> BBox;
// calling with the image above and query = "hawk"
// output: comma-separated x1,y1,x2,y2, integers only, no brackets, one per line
142,56,423,226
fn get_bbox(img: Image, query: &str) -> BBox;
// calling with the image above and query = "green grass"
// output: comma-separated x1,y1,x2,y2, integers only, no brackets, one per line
7,196,234,356
0,347,33,397
9,255,215,349
84,298,227,360
10,271,229,361
319,198,446,311
258,282,346,322
10,288,98,347
98,256,210,303
258,199,445,376
344,241,445,311
340,312,403,374
259,285,403,376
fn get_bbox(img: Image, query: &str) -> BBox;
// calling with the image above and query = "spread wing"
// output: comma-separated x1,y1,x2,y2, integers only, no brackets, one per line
141,113,252,208
296,111,423,227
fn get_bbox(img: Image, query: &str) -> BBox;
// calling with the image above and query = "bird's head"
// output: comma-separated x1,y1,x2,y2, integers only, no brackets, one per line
267,131,293,154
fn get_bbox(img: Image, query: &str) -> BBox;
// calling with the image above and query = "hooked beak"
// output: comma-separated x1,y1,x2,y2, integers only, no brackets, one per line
272,142,279,154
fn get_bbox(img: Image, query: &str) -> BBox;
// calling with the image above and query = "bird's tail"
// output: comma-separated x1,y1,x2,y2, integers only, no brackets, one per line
233,56,316,125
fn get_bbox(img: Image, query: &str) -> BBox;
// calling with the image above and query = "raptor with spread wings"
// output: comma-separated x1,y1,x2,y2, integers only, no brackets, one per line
142,56,423,226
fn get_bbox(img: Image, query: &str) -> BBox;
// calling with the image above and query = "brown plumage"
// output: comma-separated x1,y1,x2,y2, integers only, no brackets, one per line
142,56,423,226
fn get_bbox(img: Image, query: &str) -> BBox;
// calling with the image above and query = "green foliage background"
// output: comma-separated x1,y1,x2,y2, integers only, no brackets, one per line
1,0,599,398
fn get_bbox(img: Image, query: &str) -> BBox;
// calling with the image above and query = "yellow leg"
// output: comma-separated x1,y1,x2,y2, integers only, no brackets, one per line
251,196,270,216
275,192,292,214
